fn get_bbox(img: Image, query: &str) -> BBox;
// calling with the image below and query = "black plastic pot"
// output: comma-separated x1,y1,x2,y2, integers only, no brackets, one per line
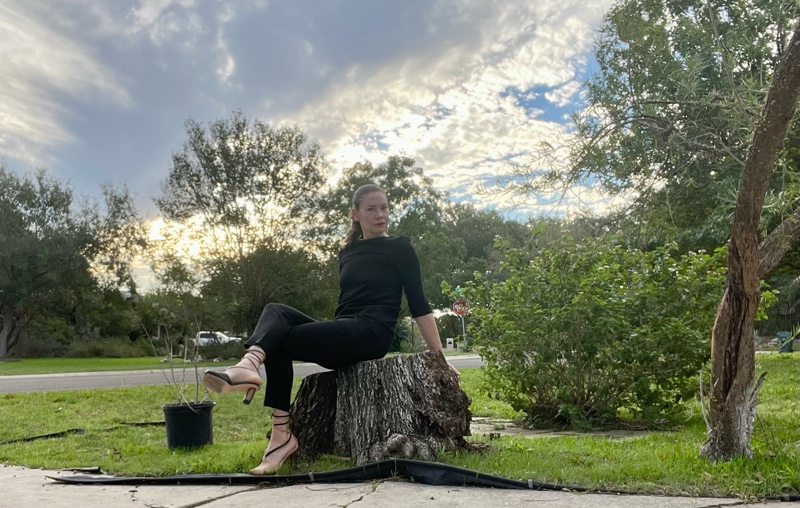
162,401,215,450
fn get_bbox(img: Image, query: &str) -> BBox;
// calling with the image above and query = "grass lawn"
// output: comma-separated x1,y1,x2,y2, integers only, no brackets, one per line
0,357,235,375
0,351,474,376
0,354,797,498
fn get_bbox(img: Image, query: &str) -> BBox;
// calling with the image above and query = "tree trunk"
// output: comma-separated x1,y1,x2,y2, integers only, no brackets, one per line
0,304,15,359
291,351,472,465
289,370,338,459
7,314,29,358
701,21,800,461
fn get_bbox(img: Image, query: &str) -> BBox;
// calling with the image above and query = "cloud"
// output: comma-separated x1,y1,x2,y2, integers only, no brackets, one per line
125,0,203,46
0,1,132,166
282,0,613,217
0,0,616,223
478,183,633,220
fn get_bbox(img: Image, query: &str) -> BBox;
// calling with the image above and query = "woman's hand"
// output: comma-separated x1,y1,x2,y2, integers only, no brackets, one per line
447,362,460,378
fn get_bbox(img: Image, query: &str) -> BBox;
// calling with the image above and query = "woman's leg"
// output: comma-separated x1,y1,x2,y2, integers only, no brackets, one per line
250,408,298,475
207,302,392,474
203,303,317,404
252,318,392,474
246,303,319,355
261,317,391,411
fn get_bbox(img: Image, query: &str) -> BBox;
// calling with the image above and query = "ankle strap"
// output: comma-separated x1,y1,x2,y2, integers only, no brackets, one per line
245,348,266,360
273,414,291,426
242,348,265,369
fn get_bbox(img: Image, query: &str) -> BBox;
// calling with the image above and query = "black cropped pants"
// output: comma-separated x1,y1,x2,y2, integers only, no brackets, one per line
245,303,393,411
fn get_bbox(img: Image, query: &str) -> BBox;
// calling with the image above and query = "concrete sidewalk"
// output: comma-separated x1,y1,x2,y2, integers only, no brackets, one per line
2,464,767,508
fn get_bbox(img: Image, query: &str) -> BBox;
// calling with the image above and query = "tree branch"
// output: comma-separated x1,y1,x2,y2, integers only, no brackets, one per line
758,205,800,278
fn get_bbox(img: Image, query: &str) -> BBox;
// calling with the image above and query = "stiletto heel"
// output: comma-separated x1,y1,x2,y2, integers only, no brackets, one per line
250,416,298,475
203,347,266,404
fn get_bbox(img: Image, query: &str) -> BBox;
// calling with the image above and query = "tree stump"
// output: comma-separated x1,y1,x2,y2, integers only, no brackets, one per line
290,351,472,465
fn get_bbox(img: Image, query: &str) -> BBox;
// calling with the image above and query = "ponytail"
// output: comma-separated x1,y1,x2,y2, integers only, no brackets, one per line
344,219,364,246
343,183,385,246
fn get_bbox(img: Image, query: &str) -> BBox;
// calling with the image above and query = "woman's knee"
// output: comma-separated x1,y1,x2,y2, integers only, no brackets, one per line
262,302,289,317
263,302,282,312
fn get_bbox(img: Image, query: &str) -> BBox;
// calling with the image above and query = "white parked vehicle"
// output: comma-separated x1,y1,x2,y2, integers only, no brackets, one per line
193,331,242,346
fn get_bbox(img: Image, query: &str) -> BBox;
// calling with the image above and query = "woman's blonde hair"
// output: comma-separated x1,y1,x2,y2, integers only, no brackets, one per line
344,183,386,245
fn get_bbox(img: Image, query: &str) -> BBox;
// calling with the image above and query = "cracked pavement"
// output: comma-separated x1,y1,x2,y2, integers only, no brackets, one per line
2,464,779,508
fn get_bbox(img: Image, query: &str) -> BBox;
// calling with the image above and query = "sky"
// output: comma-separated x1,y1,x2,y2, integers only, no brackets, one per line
0,0,617,222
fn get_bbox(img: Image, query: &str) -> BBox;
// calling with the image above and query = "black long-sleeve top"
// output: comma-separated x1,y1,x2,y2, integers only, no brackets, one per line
334,236,432,330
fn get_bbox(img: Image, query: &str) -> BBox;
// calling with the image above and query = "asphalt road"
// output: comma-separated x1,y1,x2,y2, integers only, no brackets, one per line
0,355,485,394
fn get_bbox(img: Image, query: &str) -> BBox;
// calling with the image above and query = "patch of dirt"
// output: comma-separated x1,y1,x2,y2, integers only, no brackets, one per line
469,417,650,440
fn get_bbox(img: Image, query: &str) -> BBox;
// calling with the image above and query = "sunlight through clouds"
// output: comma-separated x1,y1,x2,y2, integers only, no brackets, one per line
0,0,614,219
0,0,619,293
285,0,612,216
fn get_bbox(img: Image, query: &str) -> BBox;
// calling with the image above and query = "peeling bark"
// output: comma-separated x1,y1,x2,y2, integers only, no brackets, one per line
290,370,337,459
701,21,800,461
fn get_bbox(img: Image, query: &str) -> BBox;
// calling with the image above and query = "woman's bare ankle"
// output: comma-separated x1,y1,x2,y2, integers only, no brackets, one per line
269,413,292,448
270,426,291,441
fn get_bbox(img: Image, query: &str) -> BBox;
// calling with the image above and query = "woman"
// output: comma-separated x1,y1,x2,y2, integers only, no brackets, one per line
203,183,457,475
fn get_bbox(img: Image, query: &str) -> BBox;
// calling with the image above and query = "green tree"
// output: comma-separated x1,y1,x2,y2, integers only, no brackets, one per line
154,111,329,332
150,252,200,296
73,286,140,341
156,110,326,254
443,203,529,289
501,0,799,254
203,244,338,336
702,19,800,461
0,166,146,358
490,0,800,460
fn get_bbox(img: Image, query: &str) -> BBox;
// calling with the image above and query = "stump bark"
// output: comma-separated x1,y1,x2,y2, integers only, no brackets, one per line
290,351,472,465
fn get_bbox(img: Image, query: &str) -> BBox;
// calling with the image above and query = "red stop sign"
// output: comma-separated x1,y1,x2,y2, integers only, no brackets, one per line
453,300,469,316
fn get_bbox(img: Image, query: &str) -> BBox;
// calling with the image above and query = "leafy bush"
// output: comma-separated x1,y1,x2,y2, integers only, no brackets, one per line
198,340,245,360
460,236,726,429
22,334,69,358
22,316,72,357
66,337,155,358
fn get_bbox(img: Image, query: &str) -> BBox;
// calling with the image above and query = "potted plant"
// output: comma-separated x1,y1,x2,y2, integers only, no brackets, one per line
140,292,215,450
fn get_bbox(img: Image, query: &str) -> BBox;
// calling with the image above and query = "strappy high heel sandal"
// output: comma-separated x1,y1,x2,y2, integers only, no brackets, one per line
250,415,298,475
203,347,265,404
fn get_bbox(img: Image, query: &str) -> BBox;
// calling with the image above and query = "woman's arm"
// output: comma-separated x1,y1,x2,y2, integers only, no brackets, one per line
414,313,442,352
413,313,460,377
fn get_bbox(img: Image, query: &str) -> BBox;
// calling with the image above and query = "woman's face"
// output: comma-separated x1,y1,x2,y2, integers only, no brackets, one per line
352,191,389,239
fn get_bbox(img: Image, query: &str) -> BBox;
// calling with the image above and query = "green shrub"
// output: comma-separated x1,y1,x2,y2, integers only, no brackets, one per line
198,340,245,360
22,316,73,357
66,337,155,358
23,334,69,358
460,236,726,429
